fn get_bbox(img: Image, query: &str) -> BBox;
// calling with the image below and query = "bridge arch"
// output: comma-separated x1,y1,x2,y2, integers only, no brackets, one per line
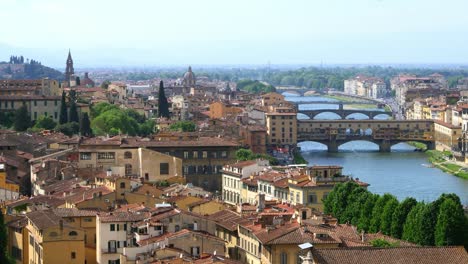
337,140,380,151
281,91,301,96
312,112,342,120
345,112,371,120
373,113,393,120
297,141,329,151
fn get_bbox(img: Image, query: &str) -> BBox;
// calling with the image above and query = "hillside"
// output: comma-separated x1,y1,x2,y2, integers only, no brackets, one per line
0,56,63,80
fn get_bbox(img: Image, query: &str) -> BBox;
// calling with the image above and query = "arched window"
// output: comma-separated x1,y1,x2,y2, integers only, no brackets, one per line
69,231,78,236
120,182,126,189
125,164,132,176
124,151,132,159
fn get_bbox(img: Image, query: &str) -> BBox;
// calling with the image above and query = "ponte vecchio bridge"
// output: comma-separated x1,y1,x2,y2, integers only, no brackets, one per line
298,109,393,120
297,119,435,152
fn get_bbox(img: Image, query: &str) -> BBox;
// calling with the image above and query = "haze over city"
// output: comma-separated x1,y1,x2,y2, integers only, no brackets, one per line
1,0,468,67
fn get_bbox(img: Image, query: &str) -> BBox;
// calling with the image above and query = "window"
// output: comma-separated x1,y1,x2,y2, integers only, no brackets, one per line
69,231,78,236
71,252,76,259
108,240,117,253
120,182,126,189
125,164,132,176
34,112,37,119
184,151,189,158
280,252,288,264
98,152,115,160
34,101,37,106
54,112,58,119
80,152,91,160
55,100,58,106
221,151,227,158
160,163,169,175
44,100,47,106
193,151,198,158
123,224,127,231
124,151,132,159
84,218,92,222
110,224,115,231
11,246,22,260
308,193,317,204
202,151,208,158
191,246,200,257
29,235,34,246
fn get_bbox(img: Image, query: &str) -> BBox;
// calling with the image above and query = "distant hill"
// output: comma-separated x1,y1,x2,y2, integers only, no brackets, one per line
0,55,63,80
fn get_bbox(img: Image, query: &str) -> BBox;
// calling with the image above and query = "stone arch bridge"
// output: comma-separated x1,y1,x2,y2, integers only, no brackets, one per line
297,119,435,152
298,109,393,120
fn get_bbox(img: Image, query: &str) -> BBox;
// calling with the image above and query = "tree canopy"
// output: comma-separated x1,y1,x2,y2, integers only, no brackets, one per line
169,121,196,132
236,80,276,93
14,104,31,131
323,182,468,249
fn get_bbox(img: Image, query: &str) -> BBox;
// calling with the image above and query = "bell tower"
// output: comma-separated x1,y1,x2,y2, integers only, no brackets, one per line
65,49,74,83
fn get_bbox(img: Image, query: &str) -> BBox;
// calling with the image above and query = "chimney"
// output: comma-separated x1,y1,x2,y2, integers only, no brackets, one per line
257,193,265,212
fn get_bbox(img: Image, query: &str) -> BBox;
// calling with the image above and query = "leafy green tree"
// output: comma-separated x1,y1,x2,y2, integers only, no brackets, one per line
0,211,12,264
91,109,139,136
0,111,15,128
435,198,467,246
237,80,276,93
370,239,399,248
33,115,57,130
138,120,155,137
158,81,170,118
100,80,111,89
369,193,395,233
391,197,417,238
80,112,92,137
380,197,399,235
341,187,369,225
55,122,79,136
14,104,31,131
402,202,425,244
69,90,79,123
169,121,196,132
236,149,254,161
90,102,119,118
357,193,378,232
323,182,360,221
59,91,68,124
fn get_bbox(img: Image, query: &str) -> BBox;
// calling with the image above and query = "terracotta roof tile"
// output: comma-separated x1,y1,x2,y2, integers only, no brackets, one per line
312,246,468,264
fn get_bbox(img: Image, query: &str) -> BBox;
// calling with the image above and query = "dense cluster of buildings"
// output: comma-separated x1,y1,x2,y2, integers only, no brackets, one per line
0,53,467,263
344,75,387,99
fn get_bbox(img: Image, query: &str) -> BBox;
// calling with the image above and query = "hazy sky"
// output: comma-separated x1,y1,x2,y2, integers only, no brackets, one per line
1,0,467,67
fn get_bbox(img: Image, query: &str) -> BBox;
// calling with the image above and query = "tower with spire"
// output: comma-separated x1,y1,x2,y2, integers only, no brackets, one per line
65,49,74,83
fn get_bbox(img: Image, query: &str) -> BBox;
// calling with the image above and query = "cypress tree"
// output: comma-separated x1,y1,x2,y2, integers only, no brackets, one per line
80,112,92,137
435,198,467,246
402,202,425,244
59,91,68,124
380,197,399,235
369,193,394,233
14,104,31,131
390,197,417,239
158,81,170,118
69,90,79,123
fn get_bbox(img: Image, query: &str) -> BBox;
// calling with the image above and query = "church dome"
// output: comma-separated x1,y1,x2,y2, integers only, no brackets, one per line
182,66,196,87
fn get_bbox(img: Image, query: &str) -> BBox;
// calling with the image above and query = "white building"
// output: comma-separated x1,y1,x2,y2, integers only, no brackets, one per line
221,160,269,205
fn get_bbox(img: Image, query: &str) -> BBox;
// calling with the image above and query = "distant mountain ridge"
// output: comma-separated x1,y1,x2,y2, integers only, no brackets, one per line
0,55,63,80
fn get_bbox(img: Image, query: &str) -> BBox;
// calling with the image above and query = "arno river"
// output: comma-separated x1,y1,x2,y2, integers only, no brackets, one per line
285,94,468,204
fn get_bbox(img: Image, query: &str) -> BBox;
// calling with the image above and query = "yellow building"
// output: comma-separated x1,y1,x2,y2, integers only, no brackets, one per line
26,210,85,264
288,167,368,212
7,216,28,264
53,208,98,264
78,138,183,183
265,106,297,147
434,120,461,151
209,101,243,119
261,92,285,107
0,157,20,201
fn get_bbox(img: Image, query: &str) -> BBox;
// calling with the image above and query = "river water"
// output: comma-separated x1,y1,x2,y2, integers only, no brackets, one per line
285,94,468,204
